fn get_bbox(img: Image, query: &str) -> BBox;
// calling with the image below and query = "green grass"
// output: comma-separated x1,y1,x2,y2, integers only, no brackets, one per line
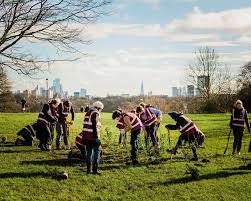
0,113,250,201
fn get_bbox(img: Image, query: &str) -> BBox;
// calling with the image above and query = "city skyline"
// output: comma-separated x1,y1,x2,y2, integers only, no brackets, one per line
7,0,251,96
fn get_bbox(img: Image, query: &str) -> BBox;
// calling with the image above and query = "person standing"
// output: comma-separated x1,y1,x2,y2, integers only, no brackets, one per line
230,100,250,155
82,101,104,174
56,100,75,150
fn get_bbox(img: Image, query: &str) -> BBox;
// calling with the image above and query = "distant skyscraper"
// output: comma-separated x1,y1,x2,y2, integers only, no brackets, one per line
197,75,209,96
187,85,195,97
74,92,80,97
172,87,179,97
48,87,54,99
40,87,46,97
140,80,144,96
80,88,87,97
182,87,187,96
53,78,63,97
31,85,39,98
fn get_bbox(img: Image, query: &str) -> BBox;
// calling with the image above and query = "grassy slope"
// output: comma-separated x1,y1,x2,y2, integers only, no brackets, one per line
0,113,250,201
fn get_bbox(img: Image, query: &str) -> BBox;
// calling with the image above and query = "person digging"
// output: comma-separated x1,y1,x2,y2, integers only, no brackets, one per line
165,111,205,161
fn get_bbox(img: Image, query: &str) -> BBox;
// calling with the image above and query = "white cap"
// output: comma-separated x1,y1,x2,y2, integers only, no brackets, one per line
92,101,104,110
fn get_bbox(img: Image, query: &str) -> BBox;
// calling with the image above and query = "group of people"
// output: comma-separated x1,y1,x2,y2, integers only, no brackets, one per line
16,99,75,151
15,99,250,175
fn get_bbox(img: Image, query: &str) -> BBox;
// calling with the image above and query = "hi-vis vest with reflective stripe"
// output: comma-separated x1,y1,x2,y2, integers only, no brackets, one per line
75,133,85,148
143,107,157,126
37,111,50,125
23,123,37,137
179,115,198,135
122,112,142,132
82,109,101,140
116,118,125,129
232,109,245,127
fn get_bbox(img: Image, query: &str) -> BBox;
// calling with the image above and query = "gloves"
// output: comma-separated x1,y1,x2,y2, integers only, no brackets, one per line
156,117,162,124
95,138,101,145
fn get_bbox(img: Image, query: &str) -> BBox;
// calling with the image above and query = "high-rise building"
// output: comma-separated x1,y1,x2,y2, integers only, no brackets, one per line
40,87,46,97
197,75,209,96
74,92,80,97
172,87,179,97
80,88,87,97
140,80,144,96
187,85,195,97
53,78,63,97
182,87,187,96
31,85,39,98
48,87,54,99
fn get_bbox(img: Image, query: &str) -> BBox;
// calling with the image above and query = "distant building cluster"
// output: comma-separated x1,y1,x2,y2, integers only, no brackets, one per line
172,75,209,97
17,78,88,99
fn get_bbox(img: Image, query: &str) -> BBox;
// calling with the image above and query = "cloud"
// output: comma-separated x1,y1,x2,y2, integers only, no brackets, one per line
116,3,127,9
83,6,251,45
83,23,220,43
142,0,160,7
122,13,129,20
166,6,251,34
10,48,251,96
194,41,238,47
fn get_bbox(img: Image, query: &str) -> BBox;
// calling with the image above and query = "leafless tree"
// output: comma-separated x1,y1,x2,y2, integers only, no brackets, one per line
0,0,110,75
238,61,251,87
237,61,251,111
187,46,233,101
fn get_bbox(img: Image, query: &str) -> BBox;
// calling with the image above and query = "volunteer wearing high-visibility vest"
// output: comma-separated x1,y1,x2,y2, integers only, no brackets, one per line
112,110,143,165
136,105,162,149
36,99,59,151
55,100,75,150
15,122,38,146
82,101,104,174
166,111,205,161
230,100,250,155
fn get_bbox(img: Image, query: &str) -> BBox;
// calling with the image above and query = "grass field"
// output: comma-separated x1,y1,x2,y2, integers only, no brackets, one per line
0,113,250,201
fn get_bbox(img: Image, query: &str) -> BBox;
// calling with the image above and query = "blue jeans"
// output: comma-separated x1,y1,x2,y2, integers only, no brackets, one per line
145,124,159,147
130,129,141,160
85,141,100,166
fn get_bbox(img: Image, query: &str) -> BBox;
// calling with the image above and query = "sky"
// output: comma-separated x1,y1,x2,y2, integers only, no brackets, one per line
8,0,251,97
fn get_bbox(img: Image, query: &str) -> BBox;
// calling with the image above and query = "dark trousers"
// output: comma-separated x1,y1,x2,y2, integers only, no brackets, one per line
232,127,244,152
145,124,158,147
130,129,141,160
56,122,68,148
85,141,100,171
17,129,34,146
76,144,86,162
176,132,204,158
36,123,52,147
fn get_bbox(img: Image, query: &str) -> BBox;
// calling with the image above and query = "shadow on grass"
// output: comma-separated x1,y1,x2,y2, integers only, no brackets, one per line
0,142,16,147
0,149,40,154
0,171,51,179
21,158,81,166
225,163,251,171
155,171,250,186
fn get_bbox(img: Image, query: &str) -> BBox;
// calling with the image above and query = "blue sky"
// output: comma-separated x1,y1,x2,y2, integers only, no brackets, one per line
9,0,251,96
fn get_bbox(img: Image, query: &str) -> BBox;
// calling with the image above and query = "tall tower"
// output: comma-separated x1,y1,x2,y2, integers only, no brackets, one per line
140,80,144,96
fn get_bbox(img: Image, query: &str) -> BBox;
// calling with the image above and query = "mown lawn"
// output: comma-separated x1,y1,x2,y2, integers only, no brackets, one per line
0,113,250,201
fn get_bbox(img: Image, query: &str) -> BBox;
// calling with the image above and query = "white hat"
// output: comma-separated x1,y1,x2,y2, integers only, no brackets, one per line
92,101,104,110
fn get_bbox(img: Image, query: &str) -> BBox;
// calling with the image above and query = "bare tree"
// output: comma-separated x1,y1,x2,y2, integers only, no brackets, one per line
0,0,110,75
237,61,251,111
187,46,233,101
238,61,251,87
